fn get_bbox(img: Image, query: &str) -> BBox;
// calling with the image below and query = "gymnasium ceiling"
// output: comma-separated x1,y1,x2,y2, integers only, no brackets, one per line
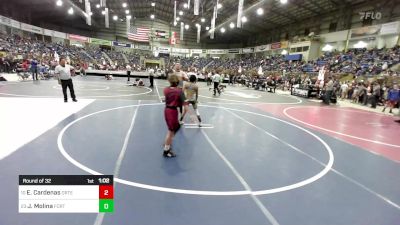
0,0,396,44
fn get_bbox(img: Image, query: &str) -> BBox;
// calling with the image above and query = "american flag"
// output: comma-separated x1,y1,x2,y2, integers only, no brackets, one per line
127,26,150,42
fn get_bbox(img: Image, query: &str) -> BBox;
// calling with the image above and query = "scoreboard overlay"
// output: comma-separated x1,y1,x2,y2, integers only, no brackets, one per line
19,175,114,213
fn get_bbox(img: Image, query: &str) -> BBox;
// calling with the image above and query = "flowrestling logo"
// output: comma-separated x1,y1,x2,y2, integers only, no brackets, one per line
360,11,382,20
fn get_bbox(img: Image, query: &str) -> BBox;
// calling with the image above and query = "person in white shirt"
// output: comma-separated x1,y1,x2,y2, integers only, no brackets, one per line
212,72,221,96
126,64,132,82
148,67,155,88
55,57,77,102
340,82,349,99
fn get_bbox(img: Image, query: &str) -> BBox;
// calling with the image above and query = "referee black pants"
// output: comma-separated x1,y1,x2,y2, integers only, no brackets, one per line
213,82,220,95
149,75,154,87
61,79,76,101
127,71,131,81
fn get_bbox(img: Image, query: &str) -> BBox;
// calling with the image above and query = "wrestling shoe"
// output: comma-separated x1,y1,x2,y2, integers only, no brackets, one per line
163,150,176,158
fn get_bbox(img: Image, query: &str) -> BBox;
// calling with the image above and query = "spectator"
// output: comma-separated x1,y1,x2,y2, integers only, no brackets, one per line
324,77,334,104
370,82,381,108
382,84,399,113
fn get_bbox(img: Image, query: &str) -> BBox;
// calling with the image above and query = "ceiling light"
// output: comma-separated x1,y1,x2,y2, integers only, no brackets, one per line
113,15,118,21
101,10,105,15
150,14,155,19
281,49,288,55
176,17,180,21
89,12,93,16
173,21,177,26
241,16,247,23
184,3,188,8
220,27,225,33
217,3,222,9
201,18,205,23
127,15,132,19
56,0,63,7
151,2,155,7
68,7,74,15
122,2,127,8
125,10,130,14
185,24,189,30
280,0,288,4
257,8,264,15
179,11,183,16
96,4,100,8
195,23,200,27
205,26,210,30
229,22,234,28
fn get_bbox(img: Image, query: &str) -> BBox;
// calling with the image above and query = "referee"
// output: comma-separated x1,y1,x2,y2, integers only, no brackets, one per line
126,64,131,83
55,57,77,103
149,67,155,88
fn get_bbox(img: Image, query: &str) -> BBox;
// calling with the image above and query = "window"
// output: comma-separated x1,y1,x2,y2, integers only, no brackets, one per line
291,48,297,52
329,22,337,32
304,28,310,36
303,46,309,51
296,47,303,52
285,32,289,40
362,17,373,26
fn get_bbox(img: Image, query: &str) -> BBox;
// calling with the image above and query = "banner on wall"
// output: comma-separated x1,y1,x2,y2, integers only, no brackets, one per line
271,42,281,49
157,47,171,53
136,45,151,51
10,19,20,29
90,38,111,46
68,34,89,42
53,31,67,39
191,49,203,54
172,48,189,53
228,49,240,54
43,29,53,37
380,21,400,35
153,30,168,39
351,25,381,38
207,49,226,54
112,41,132,48
20,23,43,34
0,15,20,29
242,47,254,53
255,44,270,52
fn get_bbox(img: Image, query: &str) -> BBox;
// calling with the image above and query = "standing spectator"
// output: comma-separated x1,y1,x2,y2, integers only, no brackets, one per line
340,82,349,99
80,62,86,76
370,82,381,108
31,58,38,81
55,57,77,103
324,77,334,105
359,83,367,105
382,84,399,113
0,57,4,73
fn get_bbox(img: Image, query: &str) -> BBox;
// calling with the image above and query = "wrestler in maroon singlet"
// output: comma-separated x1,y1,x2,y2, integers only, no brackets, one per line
164,86,186,132
163,74,188,158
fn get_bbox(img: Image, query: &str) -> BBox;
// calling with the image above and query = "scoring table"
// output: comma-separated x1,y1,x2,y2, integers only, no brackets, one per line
19,175,114,213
